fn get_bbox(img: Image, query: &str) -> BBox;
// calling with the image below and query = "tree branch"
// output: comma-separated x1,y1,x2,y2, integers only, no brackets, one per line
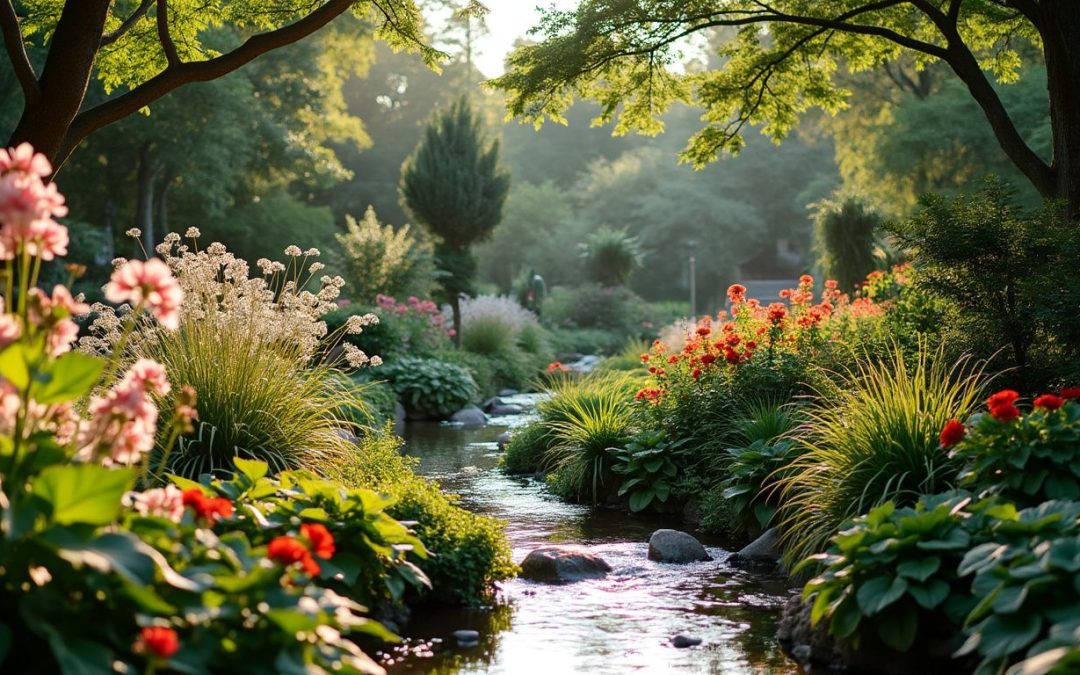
101,0,154,47
1,0,40,104
61,0,355,164
156,0,180,67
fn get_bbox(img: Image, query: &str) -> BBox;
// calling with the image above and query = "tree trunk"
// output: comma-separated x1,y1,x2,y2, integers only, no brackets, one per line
135,143,157,252
1037,1,1080,220
7,0,111,167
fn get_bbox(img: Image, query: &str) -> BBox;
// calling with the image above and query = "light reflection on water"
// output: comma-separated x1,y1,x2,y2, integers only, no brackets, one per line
384,402,800,675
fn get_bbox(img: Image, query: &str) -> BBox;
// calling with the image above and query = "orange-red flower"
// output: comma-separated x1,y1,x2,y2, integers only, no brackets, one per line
1034,394,1064,410
268,536,321,576
181,489,233,524
939,420,965,447
135,626,179,660
301,523,336,560
691,367,702,380
727,284,747,303
767,302,787,323
700,353,717,366
1061,387,1080,399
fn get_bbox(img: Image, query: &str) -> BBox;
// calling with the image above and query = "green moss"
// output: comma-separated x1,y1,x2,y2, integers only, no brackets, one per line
333,428,517,605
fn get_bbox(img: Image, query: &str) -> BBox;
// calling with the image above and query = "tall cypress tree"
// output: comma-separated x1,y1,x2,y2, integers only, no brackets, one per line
400,96,511,343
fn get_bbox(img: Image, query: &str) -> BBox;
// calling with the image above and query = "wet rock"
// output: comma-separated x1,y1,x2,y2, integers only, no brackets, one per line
568,355,603,373
647,529,711,563
480,397,504,412
453,629,480,646
490,404,524,416
670,635,702,648
496,431,511,451
449,406,487,428
498,388,519,397
728,528,782,571
777,594,843,671
519,546,612,583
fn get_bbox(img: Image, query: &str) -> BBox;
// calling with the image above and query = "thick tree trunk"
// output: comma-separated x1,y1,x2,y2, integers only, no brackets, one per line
1037,1,1080,220
7,0,111,166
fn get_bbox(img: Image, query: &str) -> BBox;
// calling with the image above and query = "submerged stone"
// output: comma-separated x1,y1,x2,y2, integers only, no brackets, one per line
449,406,487,428
670,635,703,648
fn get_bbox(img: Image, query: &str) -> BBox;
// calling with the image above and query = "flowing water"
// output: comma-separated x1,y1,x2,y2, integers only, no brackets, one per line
382,395,800,675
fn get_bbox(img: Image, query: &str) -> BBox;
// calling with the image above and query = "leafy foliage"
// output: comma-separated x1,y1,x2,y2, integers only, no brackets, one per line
953,396,1080,506
777,343,989,564
377,356,477,419
578,226,642,287
331,430,516,604
612,429,687,512
335,206,436,302
812,195,881,293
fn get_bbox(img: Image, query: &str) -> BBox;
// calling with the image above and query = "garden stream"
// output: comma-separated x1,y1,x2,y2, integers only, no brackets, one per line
380,394,800,675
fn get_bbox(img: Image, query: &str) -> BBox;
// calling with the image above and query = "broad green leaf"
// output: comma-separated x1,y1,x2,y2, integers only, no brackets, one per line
978,613,1043,660
266,609,321,635
628,489,654,512
877,602,918,651
909,579,951,610
829,596,861,638
33,352,105,404
856,575,909,616
234,457,269,483
897,556,942,582
32,465,135,526
0,343,32,389
47,635,114,675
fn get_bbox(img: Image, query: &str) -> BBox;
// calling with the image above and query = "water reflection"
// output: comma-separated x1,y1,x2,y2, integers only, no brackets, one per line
387,414,800,674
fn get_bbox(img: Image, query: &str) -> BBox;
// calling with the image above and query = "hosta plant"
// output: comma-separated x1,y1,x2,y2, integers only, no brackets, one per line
721,437,801,532
377,355,477,419
948,389,1080,506
612,429,688,512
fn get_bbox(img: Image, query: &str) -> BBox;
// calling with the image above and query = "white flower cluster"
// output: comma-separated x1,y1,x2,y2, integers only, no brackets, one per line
82,236,367,364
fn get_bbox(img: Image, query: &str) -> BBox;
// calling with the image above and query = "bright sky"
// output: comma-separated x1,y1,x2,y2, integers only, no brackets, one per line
472,1,579,77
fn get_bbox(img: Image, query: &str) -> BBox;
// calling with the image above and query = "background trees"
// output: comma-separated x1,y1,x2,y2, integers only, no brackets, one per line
493,1,1078,217
400,96,510,341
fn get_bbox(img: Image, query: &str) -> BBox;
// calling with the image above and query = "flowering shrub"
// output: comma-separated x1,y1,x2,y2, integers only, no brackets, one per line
83,233,383,478
0,145,399,673
375,293,454,353
947,388,1080,506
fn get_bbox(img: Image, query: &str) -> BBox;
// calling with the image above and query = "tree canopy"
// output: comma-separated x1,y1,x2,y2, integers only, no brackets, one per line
1,0,438,170
493,1,1079,215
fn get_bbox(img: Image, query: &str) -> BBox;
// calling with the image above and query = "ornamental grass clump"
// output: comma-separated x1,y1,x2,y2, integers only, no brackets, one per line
83,232,382,478
777,342,989,565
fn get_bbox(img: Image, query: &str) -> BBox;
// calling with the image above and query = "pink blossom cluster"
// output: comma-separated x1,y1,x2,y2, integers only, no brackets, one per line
76,359,171,466
0,143,68,261
125,484,185,522
376,293,440,316
105,258,183,330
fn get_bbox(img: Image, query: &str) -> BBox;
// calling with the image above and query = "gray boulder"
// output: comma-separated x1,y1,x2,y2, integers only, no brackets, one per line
496,431,511,451
449,406,487,428
489,404,524,416
647,529,711,563
519,546,612,583
497,388,519,397
728,528,782,571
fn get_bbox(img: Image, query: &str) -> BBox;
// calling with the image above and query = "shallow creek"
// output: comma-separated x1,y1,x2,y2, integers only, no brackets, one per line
382,395,800,674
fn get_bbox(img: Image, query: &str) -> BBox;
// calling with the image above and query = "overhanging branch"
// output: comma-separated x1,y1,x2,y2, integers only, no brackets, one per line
101,0,154,47
1,0,40,103
156,0,180,67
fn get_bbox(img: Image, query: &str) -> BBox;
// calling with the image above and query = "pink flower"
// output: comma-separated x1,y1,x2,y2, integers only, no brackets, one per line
47,318,79,356
76,359,169,466
25,219,69,260
129,485,185,522
49,285,89,317
0,314,19,350
105,258,183,329
0,143,52,177
123,358,171,397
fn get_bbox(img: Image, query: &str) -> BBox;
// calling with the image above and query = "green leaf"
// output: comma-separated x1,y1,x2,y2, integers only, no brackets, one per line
33,353,105,404
978,613,1042,660
32,465,135,526
830,595,862,639
897,556,942,582
877,602,918,651
234,457,269,483
908,579,951,610
48,636,114,675
856,575,909,616
993,585,1029,614
0,343,32,389
265,609,321,635
628,489,654,512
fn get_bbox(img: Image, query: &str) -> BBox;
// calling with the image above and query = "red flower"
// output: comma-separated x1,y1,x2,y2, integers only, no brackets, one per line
181,489,233,524
301,523,335,560
639,354,649,363
1061,387,1080,399
746,340,757,350
700,353,717,366
725,333,741,347
691,367,702,380
135,626,179,660
1034,394,1065,410
666,355,679,364
726,284,747,303
939,420,966,448
546,361,567,373
724,348,740,365
767,302,787,323
799,274,813,286
986,389,1021,421
268,536,321,576
696,326,711,336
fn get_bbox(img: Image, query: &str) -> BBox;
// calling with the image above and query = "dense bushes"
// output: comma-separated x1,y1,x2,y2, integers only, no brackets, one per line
377,355,477,419
332,430,516,604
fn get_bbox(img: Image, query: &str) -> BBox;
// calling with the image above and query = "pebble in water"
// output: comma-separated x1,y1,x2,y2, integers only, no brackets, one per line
454,629,480,647
671,635,703,648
